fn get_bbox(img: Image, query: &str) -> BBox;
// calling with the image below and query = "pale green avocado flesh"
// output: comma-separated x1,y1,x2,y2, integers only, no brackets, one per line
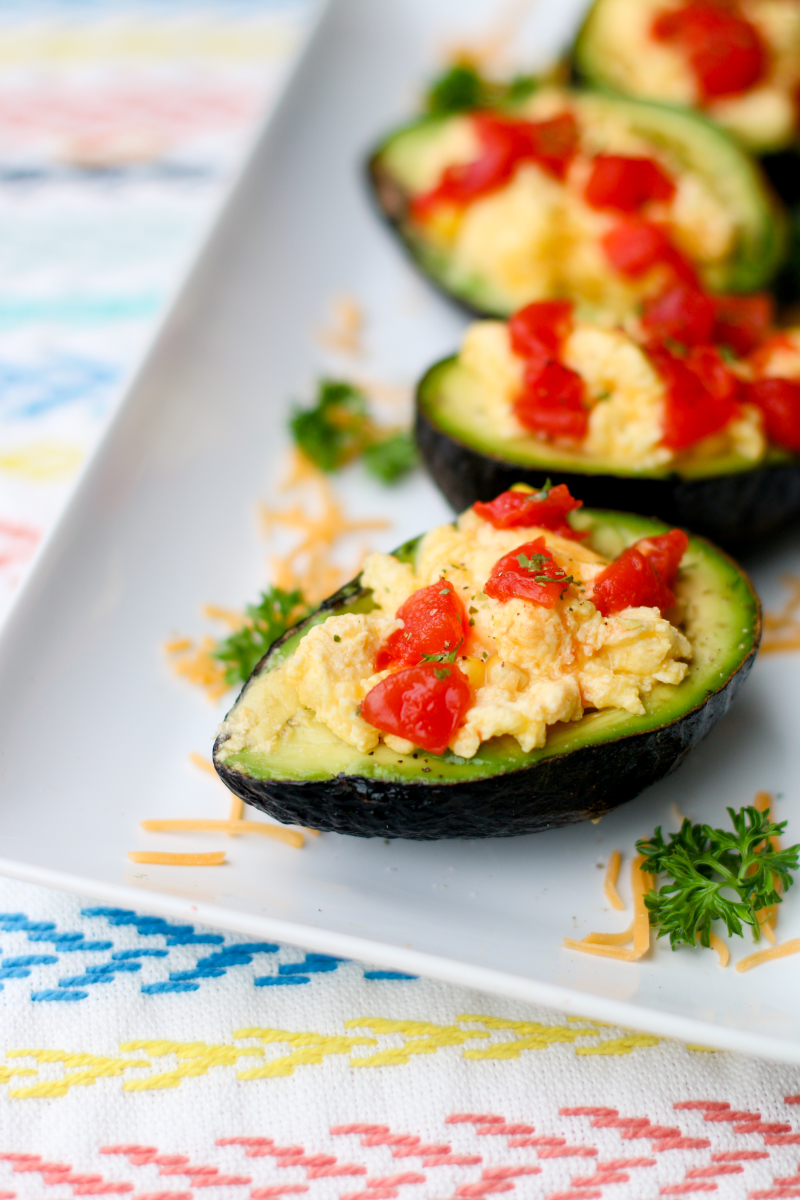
421,356,791,482
222,510,759,786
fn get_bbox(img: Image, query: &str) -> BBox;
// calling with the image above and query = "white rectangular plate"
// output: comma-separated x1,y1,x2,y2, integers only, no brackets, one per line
1,0,799,1064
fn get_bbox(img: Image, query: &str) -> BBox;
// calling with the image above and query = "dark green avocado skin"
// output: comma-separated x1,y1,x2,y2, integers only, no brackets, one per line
213,570,759,841
215,668,750,838
415,405,800,551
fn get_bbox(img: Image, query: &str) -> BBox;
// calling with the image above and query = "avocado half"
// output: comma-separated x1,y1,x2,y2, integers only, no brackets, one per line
213,510,760,840
416,355,800,549
573,0,797,158
368,90,786,319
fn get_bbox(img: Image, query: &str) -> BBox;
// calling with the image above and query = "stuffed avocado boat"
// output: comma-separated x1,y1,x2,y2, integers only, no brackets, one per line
416,289,800,547
368,85,785,321
574,0,800,157
213,487,760,840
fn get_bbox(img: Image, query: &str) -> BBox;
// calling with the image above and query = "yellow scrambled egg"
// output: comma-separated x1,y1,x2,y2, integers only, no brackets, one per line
219,509,692,762
460,318,766,469
585,0,800,151
419,87,736,316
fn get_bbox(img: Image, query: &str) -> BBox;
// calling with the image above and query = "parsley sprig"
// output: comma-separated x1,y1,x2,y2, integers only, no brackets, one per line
289,379,417,484
425,63,538,116
420,638,464,666
516,551,574,591
213,587,309,686
636,807,800,949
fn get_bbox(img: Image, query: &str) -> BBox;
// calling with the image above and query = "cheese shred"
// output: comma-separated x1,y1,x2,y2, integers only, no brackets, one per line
127,851,226,866
583,922,634,946
709,932,729,967
140,819,304,848
761,575,800,653
604,849,625,911
735,938,800,973
632,854,654,957
562,938,639,961
189,751,217,777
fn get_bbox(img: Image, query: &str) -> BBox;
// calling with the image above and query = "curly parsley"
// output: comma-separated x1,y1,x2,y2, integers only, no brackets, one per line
636,807,800,949
213,587,309,686
289,379,417,484
425,62,538,116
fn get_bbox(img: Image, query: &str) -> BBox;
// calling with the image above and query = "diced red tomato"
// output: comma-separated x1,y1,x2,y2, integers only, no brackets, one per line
648,342,739,450
642,283,716,347
685,344,742,404
602,218,698,284
635,529,689,586
473,483,584,540
514,360,588,441
585,155,676,213
652,1,766,102
744,378,800,454
483,537,572,608
508,300,574,362
361,662,472,756
713,293,773,357
592,546,676,616
410,111,578,219
375,581,468,670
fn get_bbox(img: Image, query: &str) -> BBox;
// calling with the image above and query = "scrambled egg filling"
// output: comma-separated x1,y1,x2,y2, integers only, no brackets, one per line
460,318,765,469
584,0,800,150
414,88,737,314
218,510,691,763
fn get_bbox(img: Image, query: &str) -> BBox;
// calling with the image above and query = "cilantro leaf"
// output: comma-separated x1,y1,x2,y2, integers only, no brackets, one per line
362,431,418,484
213,587,309,686
636,806,800,949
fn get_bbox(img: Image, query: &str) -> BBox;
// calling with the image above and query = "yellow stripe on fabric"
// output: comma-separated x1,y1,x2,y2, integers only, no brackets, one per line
0,25,296,65
0,1013,690,1099
6,1050,149,1098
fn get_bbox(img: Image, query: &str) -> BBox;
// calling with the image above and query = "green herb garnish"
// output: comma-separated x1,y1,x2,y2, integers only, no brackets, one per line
362,431,418,483
421,638,464,665
213,587,309,686
424,62,537,116
636,807,800,949
289,379,417,484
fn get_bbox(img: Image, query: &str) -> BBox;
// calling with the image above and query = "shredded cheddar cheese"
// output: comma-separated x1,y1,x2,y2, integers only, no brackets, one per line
632,854,654,957
167,635,228,701
604,849,625,911
228,794,245,824
140,819,303,848
128,851,226,866
709,932,729,967
583,922,634,946
316,294,364,356
562,938,640,961
761,575,800,653
189,751,217,777
736,938,800,973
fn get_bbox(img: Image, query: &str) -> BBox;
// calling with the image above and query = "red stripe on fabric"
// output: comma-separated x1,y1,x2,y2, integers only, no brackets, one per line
422,1157,482,1167
674,1103,730,1112
446,1115,505,1125
559,1108,616,1118
712,1153,769,1162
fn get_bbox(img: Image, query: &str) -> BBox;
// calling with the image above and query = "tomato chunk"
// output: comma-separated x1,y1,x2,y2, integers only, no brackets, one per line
514,360,588,441
376,581,468,670
713,293,773,357
602,218,697,284
508,300,574,362
473,483,584,540
635,529,689,586
642,283,716,347
361,662,472,756
652,1,766,102
592,547,676,616
585,155,675,213
745,378,800,454
648,342,739,450
484,537,572,608
411,111,578,218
